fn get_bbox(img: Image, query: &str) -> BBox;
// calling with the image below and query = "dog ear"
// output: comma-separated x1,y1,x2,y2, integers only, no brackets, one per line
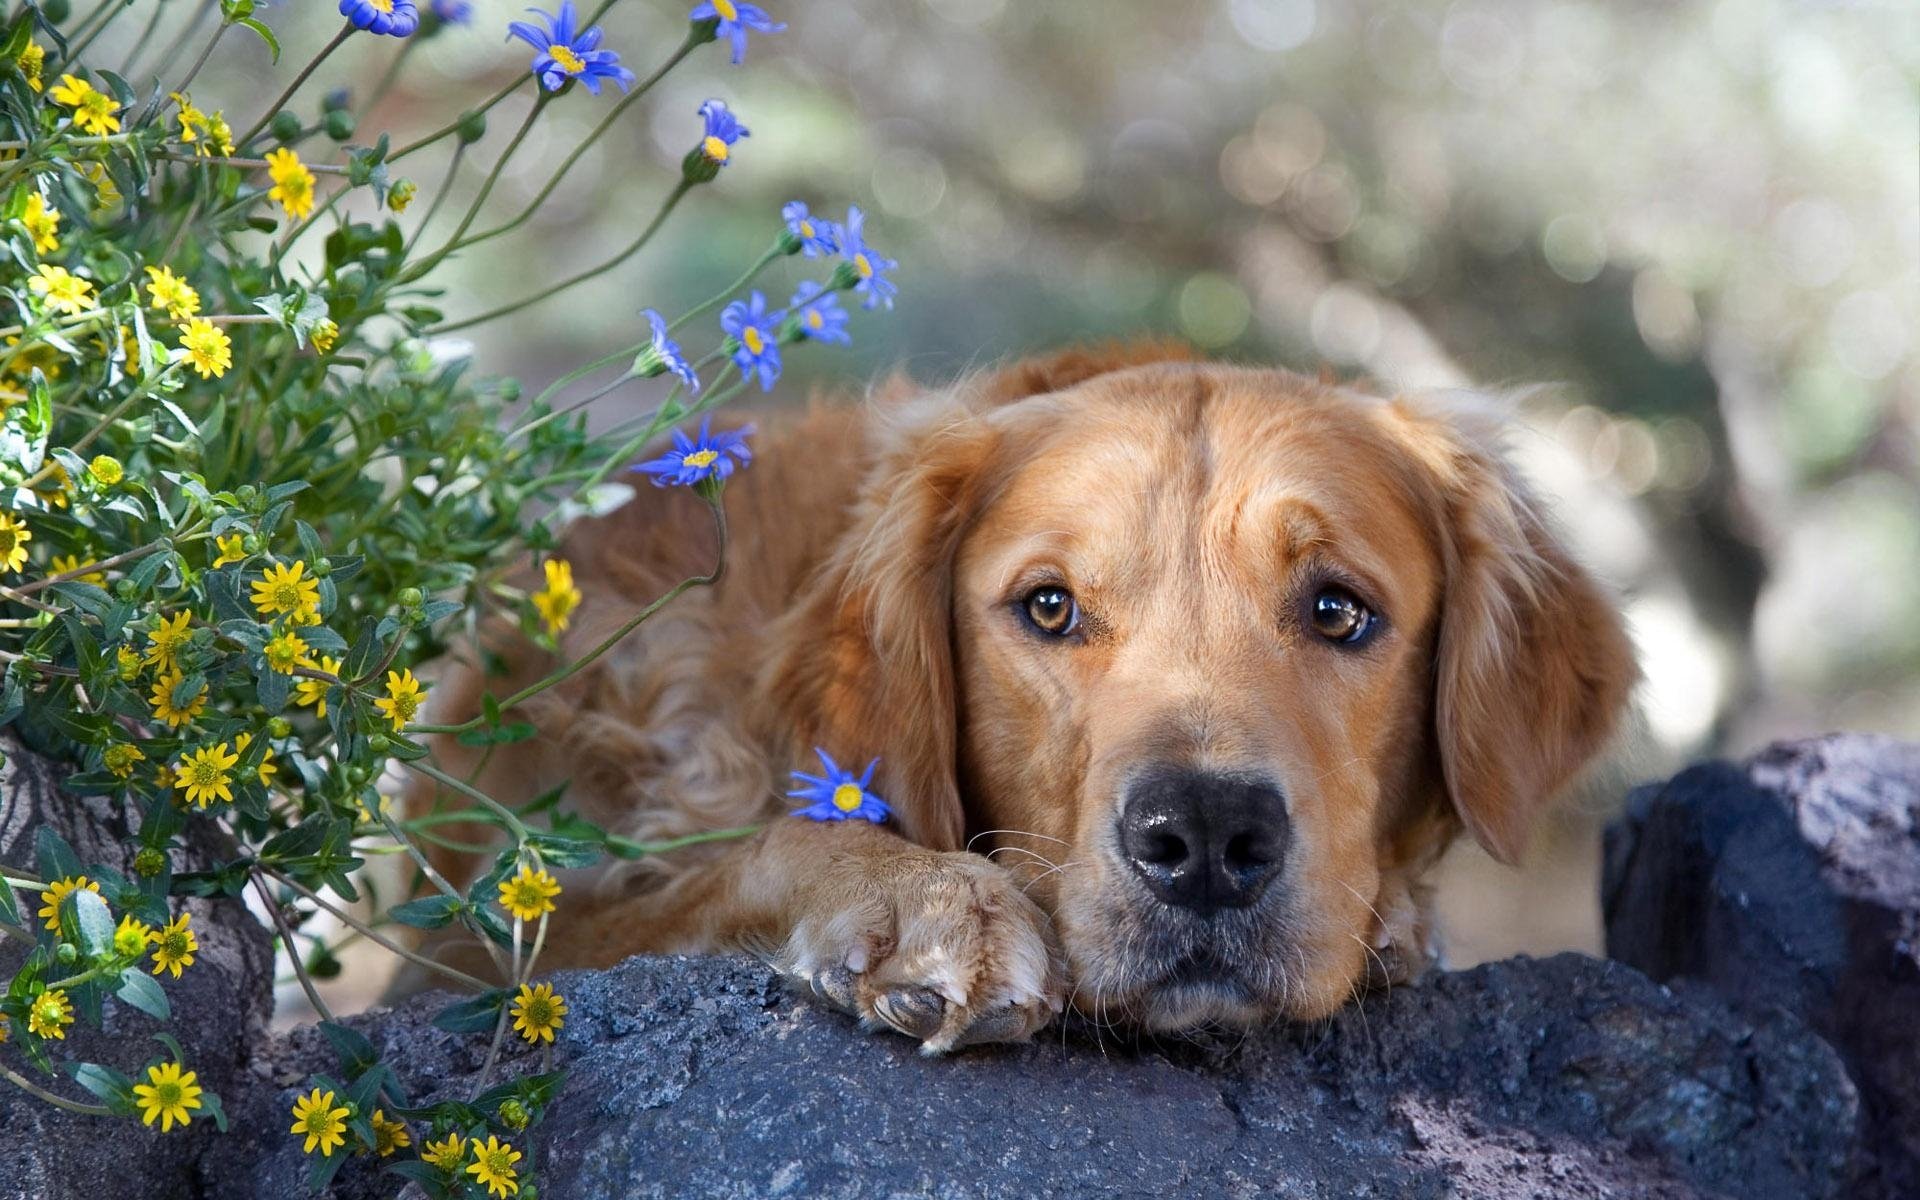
1391,396,1639,865
762,396,1005,852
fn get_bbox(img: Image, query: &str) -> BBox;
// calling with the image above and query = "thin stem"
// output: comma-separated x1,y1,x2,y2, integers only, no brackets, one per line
410,95,549,273
237,22,355,148
388,76,525,162
400,142,466,258
13,539,167,596
150,0,219,91
262,867,495,991
250,870,335,1021
376,809,511,977
170,20,228,103
403,761,530,839
431,179,693,334
362,36,419,112
153,152,353,175
669,244,784,334
0,1065,111,1117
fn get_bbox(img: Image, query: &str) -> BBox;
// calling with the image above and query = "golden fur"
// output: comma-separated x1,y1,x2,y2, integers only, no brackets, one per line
413,345,1637,1051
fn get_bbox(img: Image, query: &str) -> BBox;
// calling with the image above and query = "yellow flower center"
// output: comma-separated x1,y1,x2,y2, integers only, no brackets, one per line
832,782,863,812
807,310,824,330
268,581,302,609
550,43,586,74
682,448,720,469
854,253,874,279
703,134,730,162
740,325,764,354
526,997,553,1025
189,760,220,786
371,0,394,9
713,0,738,17
153,1080,183,1106
799,219,814,238
161,930,189,957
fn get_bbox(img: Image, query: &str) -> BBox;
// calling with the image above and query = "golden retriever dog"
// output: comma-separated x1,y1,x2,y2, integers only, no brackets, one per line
416,343,1637,1053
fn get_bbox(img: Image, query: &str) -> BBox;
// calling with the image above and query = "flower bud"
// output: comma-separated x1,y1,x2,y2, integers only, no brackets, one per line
347,764,372,786
324,109,356,141
367,734,391,754
497,1099,530,1132
312,557,332,577
134,848,168,878
242,534,263,554
268,717,293,739
234,484,258,508
680,146,721,186
269,110,302,144
387,179,417,213
88,454,123,486
689,15,719,44
457,111,488,144
397,587,423,608
55,942,78,965
115,579,138,601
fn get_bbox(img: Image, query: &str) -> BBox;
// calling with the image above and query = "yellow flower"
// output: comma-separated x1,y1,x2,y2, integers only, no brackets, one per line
235,731,279,785
113,914,154,957
115,644,142,681
374,668,426,731
21,191,59,254
311,318,339,353
144,265,201,320
263,629,309,674
466,1136,523,1198
0,512,31,573
531,558,581,636
133,1061,203,1132
49,73,121,136
37,875,101,934
294,654,342,718
290,1087,350,1156
251,559,320,620
27,989,73,1039
170,91,208,147
174,742,238,808
103,741,146,779
369,1108,412,1157
510,982,568,1044
149,668,208,728
89,454,123,486
265,147,317,220
421,1131,466,1170
31,463,70,510
50,554,104,585
144,610,193,671
151,912,197,978
497,866,560,921
355,792,392,824
203,111,236,157
15,40,44,92
27,264,94,316
212,533,247,567
178,317,232,379
75,161,121,211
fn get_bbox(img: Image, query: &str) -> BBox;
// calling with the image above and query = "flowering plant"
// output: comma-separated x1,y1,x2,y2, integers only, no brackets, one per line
0,0,895,1193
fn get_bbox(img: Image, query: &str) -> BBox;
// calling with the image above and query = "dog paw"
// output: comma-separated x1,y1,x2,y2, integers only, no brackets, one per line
776,851,1066,1054
1364,874,1441,988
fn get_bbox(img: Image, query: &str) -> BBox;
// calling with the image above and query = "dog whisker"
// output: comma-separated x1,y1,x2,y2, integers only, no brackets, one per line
966,827,1070,853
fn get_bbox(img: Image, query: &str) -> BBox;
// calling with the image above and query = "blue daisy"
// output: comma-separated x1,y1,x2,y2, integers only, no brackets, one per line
341,0,419,36
781,201,838,257
838,205,899,311
787,749,891,824
637,309,701,394
696,98,749,166
507,1,636,95
633,417,753,488
689,0,785,65
789,281,851,346
720,290,783,391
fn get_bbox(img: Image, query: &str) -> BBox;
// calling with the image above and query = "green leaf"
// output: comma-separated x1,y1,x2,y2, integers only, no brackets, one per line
68,1062,135,1111
116,971,170,1021
202,1089,229,1132
388,894,463,929
236,15,280,62
430,989,507,1034
0,877,18,927
525,832,600,870
65,888,115,957
319,1020,377,1078
34,828,83,883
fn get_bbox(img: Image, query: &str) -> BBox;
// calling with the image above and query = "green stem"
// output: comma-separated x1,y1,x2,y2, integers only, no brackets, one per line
399,142,465,258
388,76,525,162
52,0,126,74
669,244,784,334
262,867,495,991
417,94,549,266
167,16,229,105
249,870,335,1021
237,22,355,149
0,1065,111,1117
361,36,419,112
607,824,761,857
403,761,531,839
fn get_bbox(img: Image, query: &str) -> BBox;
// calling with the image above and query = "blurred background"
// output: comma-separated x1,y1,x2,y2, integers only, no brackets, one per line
100,0,1917,995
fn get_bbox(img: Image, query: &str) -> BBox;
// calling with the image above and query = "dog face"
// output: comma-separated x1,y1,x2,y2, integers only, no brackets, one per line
780,352,1635,1031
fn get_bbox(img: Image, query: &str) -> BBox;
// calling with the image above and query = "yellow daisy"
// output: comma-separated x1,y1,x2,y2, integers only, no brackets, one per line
21,191,59,255
132,1061,203,1132
144,265,201,320
497,865,560,921
15,40,44,92
531,558,581,636
174,742,238,808
143,610,193,670
0,513,30,573
311,318,339,353
27,264,94,316
151,912,197,978
290,1087,349,1156
178,317,232,379
421,1131,466,1170
465,1136,522,1198
103,741,146,779
374,668,426,730
263,629,309,674
294,654,342,718
148,668,208,728
170,91,208,147
113,913,154,958
27,988,73,1039
49,73,120,136
49,554,103,585
212,533,246,567
114,644,142,681
510,982,568,1044
369,1108,412,1157
234,731,279,785
88,454,123,486
203,111,236,157
265,147,316,221
37,875,101,934
250,559,320,620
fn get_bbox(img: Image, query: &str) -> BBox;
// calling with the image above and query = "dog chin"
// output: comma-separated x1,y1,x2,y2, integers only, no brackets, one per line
1133,978,1269,1031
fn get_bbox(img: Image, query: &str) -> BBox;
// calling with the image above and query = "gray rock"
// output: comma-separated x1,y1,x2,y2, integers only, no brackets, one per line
0,731,275,1200
210,951,1859,1200
1604,733,1920,1199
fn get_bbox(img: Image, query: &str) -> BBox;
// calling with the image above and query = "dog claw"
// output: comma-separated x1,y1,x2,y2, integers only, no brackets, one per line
806,966,859,1012
872,985,947,1041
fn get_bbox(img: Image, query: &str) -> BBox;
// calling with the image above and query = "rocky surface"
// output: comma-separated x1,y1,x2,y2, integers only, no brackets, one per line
1605,733,1920,1200
208,951,1860,1200
0,731,276,1200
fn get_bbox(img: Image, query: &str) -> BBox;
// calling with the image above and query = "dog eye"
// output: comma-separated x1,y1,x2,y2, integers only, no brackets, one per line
1309,587,1374,645
1022,586,1079,637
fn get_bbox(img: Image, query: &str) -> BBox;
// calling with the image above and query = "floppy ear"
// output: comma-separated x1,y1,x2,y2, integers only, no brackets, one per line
1393,396,1639,865
762,394,1005,852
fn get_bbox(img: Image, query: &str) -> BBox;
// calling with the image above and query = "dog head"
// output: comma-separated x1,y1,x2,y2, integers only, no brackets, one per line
774,346,1636,1030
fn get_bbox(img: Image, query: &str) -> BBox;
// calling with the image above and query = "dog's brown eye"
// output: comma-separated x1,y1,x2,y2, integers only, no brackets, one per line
1310,587,1374,645
1022,586,1079,637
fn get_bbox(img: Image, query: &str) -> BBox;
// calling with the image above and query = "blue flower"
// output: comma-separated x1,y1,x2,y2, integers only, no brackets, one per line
838,205,899,311
689,0,785,65
341,0,419,36
507,1,636,95
633,417,753,488
720,290,783,391
781,201,838,257
430,0,472,23
789,281,851,346
636,309,701,394
787,749,891,824
696,98,749,165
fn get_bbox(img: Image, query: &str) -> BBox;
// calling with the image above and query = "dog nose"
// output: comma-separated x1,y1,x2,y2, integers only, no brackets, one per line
1118,768,1289,913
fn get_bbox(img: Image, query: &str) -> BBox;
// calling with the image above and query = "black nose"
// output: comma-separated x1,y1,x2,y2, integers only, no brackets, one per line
1118,768,1289,913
